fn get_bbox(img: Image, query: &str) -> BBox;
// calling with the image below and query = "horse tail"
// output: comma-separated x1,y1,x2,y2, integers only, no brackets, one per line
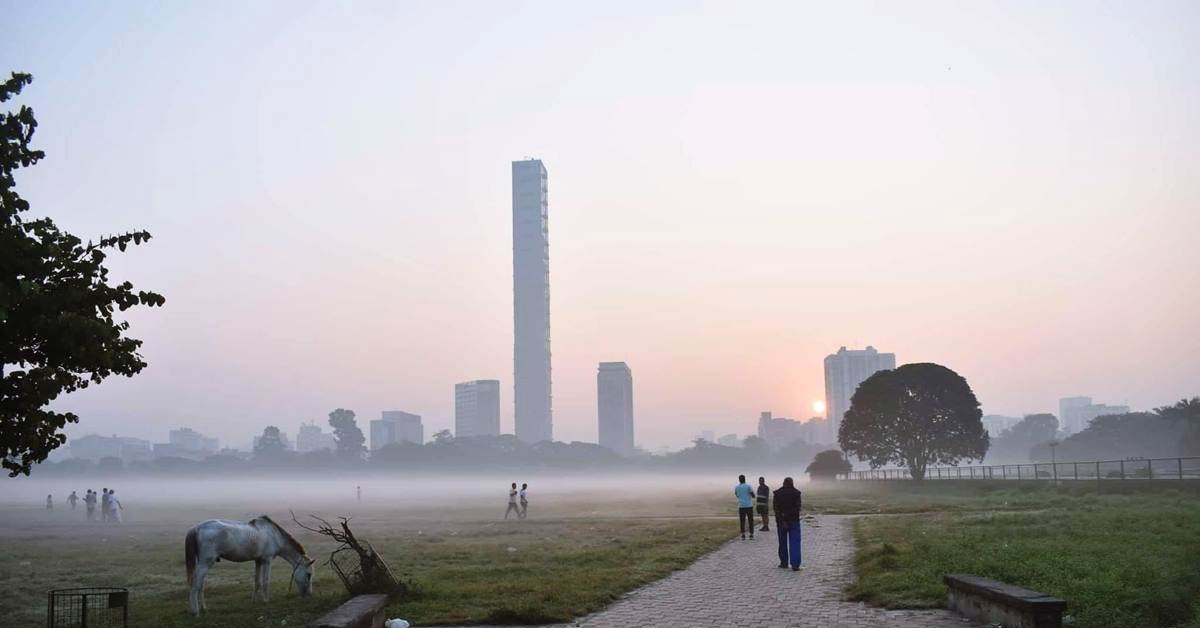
185,527,198,586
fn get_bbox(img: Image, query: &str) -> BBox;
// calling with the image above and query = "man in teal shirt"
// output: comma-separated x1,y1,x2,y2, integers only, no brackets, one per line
734,474,756,539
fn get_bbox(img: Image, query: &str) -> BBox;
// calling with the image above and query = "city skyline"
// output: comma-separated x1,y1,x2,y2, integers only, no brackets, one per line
6,2,1195,451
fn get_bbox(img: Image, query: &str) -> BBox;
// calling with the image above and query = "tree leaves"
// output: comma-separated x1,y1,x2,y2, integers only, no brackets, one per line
838,363,988,480
1,72,164,476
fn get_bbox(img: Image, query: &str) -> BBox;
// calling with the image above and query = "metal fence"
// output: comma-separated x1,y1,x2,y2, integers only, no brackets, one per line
47,588,128,628
844,456,1200,482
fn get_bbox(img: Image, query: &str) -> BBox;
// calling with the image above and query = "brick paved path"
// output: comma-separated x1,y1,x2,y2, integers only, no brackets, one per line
442,514,974,628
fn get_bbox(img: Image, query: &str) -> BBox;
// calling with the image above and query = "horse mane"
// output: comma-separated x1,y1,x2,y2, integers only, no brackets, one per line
254,515,307,557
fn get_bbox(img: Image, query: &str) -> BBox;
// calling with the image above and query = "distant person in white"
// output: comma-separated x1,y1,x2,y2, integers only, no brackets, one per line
518,483,529,519
505,482,520,519
107,489,123,523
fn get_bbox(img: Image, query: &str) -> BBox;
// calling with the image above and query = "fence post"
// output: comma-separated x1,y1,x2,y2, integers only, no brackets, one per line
1096,461,1101,492
1074,462,1078,481
1120,460,1125,480
1034,463,1039,480
1003,465,1007,480
1148,459,1153,481
1017,465,1021,482
1180,458,1185,481
970,467,975,480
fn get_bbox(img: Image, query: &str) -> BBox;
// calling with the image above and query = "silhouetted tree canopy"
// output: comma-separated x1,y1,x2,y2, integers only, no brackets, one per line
839,363,988,480
805,449,851,479
0,72,164,476
328,408,365,462
254,425,288,459
1032,405,1200,461
986,413,1058,463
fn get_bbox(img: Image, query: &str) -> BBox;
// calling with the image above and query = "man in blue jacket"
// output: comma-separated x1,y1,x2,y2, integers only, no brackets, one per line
734,474,756,539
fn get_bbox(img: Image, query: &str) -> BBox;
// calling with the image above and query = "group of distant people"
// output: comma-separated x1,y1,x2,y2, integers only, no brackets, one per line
734,474,803,570
504,482,530,519
50,488,123,522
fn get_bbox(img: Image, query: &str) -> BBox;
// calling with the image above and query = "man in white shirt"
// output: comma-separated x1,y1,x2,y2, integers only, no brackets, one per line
505,482,520,519
518,483,529,519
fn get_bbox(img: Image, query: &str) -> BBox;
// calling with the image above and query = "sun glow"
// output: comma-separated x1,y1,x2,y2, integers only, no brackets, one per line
812,400,826,415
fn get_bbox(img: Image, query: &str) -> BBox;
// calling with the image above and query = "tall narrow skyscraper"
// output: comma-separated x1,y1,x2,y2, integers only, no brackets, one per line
824,346,896,444
512,159,552,443
597,362,634,456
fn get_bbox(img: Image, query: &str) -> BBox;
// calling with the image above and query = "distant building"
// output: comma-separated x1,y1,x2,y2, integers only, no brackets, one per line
169,427,219,454
824,346,896,444
797,416,830,445
699,430,715,443
513,158,553,443
1059,397,1129,434
981,415,1022,437
455,380,501,438
717,434,741,448
371,411,424,449
69,434,152,462
756,411,803,451
296,422,336,452
597,362,634,456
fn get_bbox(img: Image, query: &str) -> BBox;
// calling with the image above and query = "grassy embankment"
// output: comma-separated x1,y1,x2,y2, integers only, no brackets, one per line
804,481,1200,628
0,493,732,627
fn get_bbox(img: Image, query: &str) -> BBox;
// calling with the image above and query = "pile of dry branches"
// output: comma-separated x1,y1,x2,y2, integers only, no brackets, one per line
292,512,406,597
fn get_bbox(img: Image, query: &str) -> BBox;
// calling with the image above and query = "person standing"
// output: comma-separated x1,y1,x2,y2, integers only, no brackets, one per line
45,494,53,510
773,476,803,570
504,482,520,519
100,488,110,522
734,474,755,540
518,483,529,519
108,489,123,523
67,491,79,511
755,477,771,532
84,490,97,521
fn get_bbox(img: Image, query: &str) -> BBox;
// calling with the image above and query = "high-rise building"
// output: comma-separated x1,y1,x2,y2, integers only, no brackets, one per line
1059,397,1129,434
597,362,634,456
513,158,552,443
455,380,501,438
824,346,896,443
370,411,424,450
296,422,337,452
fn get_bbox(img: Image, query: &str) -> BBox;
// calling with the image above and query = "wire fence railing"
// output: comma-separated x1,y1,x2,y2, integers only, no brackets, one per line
844,456,1200,482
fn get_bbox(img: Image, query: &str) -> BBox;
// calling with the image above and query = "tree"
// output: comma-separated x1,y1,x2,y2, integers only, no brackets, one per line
987,413,1058,462
741,435,768,459
839,363,988,481
254,426,288,459
1155,397,1200,426
1,72,164,476
805,449,851,480
328,408,365,462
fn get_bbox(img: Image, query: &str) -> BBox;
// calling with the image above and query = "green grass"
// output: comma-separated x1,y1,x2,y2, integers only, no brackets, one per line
834,483,1200,628
0,497,733,627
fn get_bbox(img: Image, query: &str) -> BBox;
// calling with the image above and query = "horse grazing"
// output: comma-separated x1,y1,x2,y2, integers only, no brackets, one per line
185,515,315,615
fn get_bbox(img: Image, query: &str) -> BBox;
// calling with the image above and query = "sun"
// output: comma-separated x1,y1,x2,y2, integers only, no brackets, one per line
812,400,826,415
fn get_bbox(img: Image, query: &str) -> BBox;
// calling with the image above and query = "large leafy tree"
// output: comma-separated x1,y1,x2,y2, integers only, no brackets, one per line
1,73,164,476
328,408,365,462
839,362,988,481
805,449,852,479
254,425,288,459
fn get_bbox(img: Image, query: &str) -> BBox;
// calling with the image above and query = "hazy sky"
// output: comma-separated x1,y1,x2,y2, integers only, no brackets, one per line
3,1,1198,450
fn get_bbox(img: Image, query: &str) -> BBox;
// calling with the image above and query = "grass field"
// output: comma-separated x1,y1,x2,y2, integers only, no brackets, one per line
0,480,733,627
826,482,1200,628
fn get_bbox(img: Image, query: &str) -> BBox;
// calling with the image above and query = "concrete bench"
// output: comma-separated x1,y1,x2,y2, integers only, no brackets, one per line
307,594,390,628
944,574,1066,628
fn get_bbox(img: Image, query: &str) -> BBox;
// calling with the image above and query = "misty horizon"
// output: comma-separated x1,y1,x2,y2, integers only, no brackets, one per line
2,1,1196,452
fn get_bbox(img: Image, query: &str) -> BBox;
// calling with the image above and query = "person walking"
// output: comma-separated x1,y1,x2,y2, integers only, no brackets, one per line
518,483,529,520
108,489,123,523
734,474,756,540
100,488,110,522
84,490,97,521
773,476,803,571
755,477,771,532
504,482,520,520
67,491,79,511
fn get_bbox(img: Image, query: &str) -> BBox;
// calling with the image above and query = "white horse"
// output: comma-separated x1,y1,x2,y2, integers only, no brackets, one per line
185,515,315,615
